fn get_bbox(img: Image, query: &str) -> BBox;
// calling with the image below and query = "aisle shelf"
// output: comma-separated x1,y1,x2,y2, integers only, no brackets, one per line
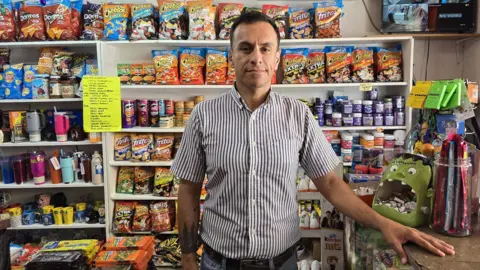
300,229,322,238
7,223,106,230
0,180,104,189
0,40,99,48
320,126,406,131
111,194,178,201
297,192,322,200
0,140,102,147
0,98,82,103
110,161,173,167
115,231,178,235
121,127,185,133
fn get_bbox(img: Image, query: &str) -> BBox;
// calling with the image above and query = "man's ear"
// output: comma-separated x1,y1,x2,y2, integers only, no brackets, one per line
275,50,281,71
229,48,234,69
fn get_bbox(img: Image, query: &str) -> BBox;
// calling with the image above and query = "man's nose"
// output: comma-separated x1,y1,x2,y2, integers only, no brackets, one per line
249,48,263,65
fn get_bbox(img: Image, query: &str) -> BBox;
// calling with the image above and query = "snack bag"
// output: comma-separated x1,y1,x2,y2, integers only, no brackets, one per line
314,0,343,38
103,4,130,40
306,49,325,84
70,0,82,39
113,201,134,233
134,166,154,194
152,50,179,85
157,1,187,40
152,134,174,161
226,49,235,85
132,202,151,232
81,2,104,40
130,64,143,84
187,0,216,40
324,46,352,83
38,48,61,74
116,167,134,194
22,65,38,99
117,64,131,85
143,64,155,85
289,7,313,39
0,0,16,41
114,133,132,161
131,4,156,40
262,5,288,39
352,47,375,83
151,201,175,232
43,0,74,40
282,48,309,84
131,133,153,162
85,59,98,75
375,46,403,82
3,64,24,99
72,54,90,78
206,48,227,85
16,0,46,41
52,51,74,76
179,47,206,85
154,167,173,196
217,3,243,40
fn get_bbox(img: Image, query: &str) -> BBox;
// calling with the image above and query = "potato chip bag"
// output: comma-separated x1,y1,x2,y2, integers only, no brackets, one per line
324,46,352,83
187,0,216,40
81,2,104,40
0,0,16,41
152,134,174,161
71,0,82,39
113,201,134,233
22,65,37,99
131,4,156,40
132,202,151,232
157,1,187,40
38,48,62,74
16,0,46,41
226,49,235,85
282,48,309,84
131,133,153,162
352,47,375,83
134,166,154,194
152,49,179,85
103,4,130,40
314,0,343,38
206,48,227,85
262,5,288,39
116,167,134,194
44,0,74,40
289,8,313,39
217,3,243,40
153,167,173,197
3,63,24,99
114,133,132,161
180,47,206,85
306,49,325,84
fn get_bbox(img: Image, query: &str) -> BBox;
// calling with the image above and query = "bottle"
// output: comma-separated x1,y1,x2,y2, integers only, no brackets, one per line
49,151,62,184
89,132,101,143
91,151,103,185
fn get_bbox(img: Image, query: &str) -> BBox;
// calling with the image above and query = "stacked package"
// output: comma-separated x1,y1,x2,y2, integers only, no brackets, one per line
95,236,155,270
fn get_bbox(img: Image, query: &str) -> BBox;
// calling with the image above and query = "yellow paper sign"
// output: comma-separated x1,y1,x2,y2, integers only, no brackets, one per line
360,83,373,91
407,81,432,109
83,76,121,132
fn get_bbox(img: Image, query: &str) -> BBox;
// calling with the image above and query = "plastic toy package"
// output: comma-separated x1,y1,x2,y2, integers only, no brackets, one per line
262,5,288,39
217,3,244,40
131,3,156,40
103,4,130,40
152,49,180,85
179,47,206,85
187,0,216,40
157,1,187,40
0,0,16,41
43,0,74,40
81,1,104,40
16,0,47,41
282,48,309,84
324,46,353,83
288,7,313,39
205,48,227,85
306,49,325,83
314,0,343,38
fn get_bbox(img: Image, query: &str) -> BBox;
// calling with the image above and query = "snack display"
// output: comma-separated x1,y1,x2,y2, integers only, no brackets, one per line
16,0,46,41
134,166,154,194
206,48,227,85
103,4,130,40
152,50,179,85
158,1,187,40
217,3,243,40
150,201,175,232
131,133,153,162
81,2,104,40
314,0,343,38
288,7,313,39
117,167,134,194
375,47,403,82
152,134,174,161
43,0,74,40
0,0,16,41
282,48,308,84
324,46,352,83
179,47,206,85
187,0,216,40
132,201,151,232
352,47,375,83
153,167,173,196
131,4,156,40
262,5,288,39
113,201,134,233
306,49,325,84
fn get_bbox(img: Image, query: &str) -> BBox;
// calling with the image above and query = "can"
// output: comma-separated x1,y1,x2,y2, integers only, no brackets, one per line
149,100,159,127
158,99,166,116
122,100,136,128
165,99,174,115
185,101,194,114
137,99,149,127
175,101,185,116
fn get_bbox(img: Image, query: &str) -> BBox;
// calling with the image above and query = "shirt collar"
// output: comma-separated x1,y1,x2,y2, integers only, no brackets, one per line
230,83,274,111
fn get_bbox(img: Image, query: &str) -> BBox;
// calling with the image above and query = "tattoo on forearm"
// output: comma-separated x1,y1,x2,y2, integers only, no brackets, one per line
180,207,199,254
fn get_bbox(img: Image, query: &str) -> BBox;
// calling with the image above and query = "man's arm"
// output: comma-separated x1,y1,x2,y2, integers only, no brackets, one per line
178,179,202,267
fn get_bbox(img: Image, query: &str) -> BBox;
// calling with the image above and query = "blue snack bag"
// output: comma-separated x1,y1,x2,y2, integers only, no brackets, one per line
158,1,187,40
130,3,156,40
103,4,130,40
22,65,38,99
4,64,24,99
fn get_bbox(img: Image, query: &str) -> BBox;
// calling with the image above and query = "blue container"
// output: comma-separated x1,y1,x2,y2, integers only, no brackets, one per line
0,157,14,184
21,210,36,225
60,154,74,184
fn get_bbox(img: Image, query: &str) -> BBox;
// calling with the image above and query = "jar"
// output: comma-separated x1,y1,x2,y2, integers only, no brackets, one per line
352,100,363,113
332,113,342,127
393,96,405,110
384,134,395,148
362,100,373,114
360,133,374,149
374,113,384,126
341,149,353,163
175,115,184,127
325,114,332,126
363,113,373,126
373,132,384,148
325,101,333,115
351,132,360,145
394,141,404,155
49,76,61,99
373,101,384,114
182,113,190,125
341,133,353,149
342,100,353,114
395,110,405,126
353,113,362,126
367,88,378,100
194,95,204,104
343,114,353,126
331,139,341,156
384,98,393,114
384,113,394,126
60,78,75,98
352,144,364,163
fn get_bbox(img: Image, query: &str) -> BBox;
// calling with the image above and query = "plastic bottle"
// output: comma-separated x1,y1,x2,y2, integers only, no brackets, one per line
91,151,103,185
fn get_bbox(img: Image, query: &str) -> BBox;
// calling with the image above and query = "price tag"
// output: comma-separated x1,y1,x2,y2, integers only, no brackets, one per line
360,83,373,91
50,157,61,171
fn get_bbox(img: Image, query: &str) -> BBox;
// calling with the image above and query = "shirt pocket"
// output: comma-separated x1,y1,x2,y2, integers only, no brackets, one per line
259,139,300,169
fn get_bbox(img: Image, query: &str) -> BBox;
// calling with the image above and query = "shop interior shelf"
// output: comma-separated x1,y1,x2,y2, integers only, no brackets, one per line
0,180,104,189
320,126,406,131
111,194,178,201
0,40,99,48
297,192,322,201
7,223,106,230
299,229,322,238
121,127,185,133
109,161,173,167
0,140,102,147
0,98,82,103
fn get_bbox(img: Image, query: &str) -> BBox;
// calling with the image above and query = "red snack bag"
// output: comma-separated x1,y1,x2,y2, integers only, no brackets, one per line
262,5,288,39
150,201,175,232
113,201,134,233
43,0,74,40
0,0,16,41
132,202,151,232
152,49,179,85
70,0,82,39
179,47,206,85
217,3,243,40
16,0,46,41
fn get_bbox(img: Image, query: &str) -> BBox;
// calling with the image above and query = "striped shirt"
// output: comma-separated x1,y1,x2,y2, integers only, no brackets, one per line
171,87,340,259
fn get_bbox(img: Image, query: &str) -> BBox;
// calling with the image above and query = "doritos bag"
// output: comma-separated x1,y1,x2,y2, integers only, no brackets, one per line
0,0,16,41
81,2,104,40
70,0,82,39
43,0,74,40
16,0,46,41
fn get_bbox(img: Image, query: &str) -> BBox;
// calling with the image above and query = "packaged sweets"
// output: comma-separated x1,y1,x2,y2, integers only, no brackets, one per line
288,8,313,39
143,64,155,84
352,47,375,82
152,50,179,85
132,202,151,232
72,54,90,78
3,64,24,99
95,250,149,270
81,2,104,40
324,46,352,83
114,133,132,161
262,5,288,39
52,51,74,76
152,134,174,161
179,47,206,85
306,49,325,83
16,0,46,41
150,201,175,232
71,0,82,39
314,0,343,38
217,3,243,40
103,4,130,40
244,7,261,13
44,0,74,40
157,1,187,40
187,0,216,40
38,48,61,74
104,236,154,251
22,65,38,99
282,48,309,84
226,49,235,85
116,167,134,194
113,201,134,233
131,133,153,162
0,0,16,41
130,64,143,84
134,166,154,194
375,46,403,82
32,75,49,99
206,48,227,85
154,167,173,196
131,4,156,40
118,64,131,84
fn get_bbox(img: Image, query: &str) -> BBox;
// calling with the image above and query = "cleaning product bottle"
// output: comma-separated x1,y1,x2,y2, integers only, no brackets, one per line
91,151,103,185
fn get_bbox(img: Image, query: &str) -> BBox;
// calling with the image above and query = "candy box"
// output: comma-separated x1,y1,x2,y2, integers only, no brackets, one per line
95,250,149,270
130,64,143,84
25,251,86,270
118,64,130,84
104,236,154,259
142,64,155,84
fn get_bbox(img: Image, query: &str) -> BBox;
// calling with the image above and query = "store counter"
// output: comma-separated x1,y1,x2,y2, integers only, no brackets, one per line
405,215,480,270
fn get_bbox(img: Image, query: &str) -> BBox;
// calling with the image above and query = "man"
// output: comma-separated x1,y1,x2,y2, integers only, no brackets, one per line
321,211,332,228
333,214,344,230
171,12,454,270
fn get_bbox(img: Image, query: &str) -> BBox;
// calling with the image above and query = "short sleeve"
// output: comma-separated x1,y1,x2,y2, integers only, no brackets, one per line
300,109,341,180
171,106,206,183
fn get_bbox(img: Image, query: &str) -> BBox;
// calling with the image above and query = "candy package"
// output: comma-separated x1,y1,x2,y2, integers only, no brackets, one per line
117,167,134,194
206,48,227,85
262,5,288,39
131,133,153,162
118,64,130,85
152,50,179,85
52,51,74,76
131,4,156,40
3,63,24,99
114,133,132,161
130,64,143,84
314,0,343,38
288,8,313,39
226,50,235,85
113,201,134,233
187,0,216,40
132,202,151,232
352,47,375,83
154,167,173,197
22,65,38,99
306,49,325,84
43,0,74,40
179,47,206,85
38,47,62,74
217,3,243,40
324,46,352,83
103,4,130,40
157,1,187,40
375,46,403,82
71,0,82,39
143,64,155,84
152,134,174,161
282,48,309,84
134,166,154,194
0,0,16,41
16,0,46,41
81,2,104,40
150,201,175,232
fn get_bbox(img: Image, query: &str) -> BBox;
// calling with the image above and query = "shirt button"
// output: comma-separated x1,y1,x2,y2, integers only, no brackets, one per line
252,141,256,147
252,169,256,176
252,199,256,206
252,228,256,235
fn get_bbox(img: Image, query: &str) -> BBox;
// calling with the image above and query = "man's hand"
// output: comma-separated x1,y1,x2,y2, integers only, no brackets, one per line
182,253,199,270
380,219,455,264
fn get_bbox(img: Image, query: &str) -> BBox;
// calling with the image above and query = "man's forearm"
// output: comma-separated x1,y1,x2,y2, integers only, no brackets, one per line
178,179,202,254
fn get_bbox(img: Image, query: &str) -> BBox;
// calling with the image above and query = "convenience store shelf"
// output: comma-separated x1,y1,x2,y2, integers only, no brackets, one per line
0,180,104,189
115,231,178,235
297,192,322,200
111,194,178,201
0,40,99,48
121,127,185,133
0,98,82,103
7,223,106,230
109,161,173,167
320,126,407,131
299,229,322,238
0,140,102,147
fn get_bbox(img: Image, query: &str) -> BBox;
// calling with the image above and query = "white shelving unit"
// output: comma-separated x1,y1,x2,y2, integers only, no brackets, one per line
0,98,82,103
0,140,102,147
0,180,104,189
7,223,106,230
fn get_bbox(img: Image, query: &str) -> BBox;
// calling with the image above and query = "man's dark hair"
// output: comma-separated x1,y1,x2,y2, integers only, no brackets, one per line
230,11,280,49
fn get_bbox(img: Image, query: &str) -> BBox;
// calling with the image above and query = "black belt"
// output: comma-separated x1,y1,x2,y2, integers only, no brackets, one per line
203,244,295,269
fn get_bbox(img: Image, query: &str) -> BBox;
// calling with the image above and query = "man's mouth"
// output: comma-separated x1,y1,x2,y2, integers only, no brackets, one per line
374,179,417,214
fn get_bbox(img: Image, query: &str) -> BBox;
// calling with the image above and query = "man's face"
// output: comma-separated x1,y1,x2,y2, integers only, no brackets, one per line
230,21,280,89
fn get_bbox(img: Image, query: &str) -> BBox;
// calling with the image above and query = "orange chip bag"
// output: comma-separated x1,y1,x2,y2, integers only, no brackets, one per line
206,48,227,85
179,47,206,85
152,134,174,161
43,0,74,40
187,0,216,40
314,0,343,38
152,49,179,85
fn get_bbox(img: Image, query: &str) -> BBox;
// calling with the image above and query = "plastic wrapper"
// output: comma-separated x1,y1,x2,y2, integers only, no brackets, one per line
3,63,24,99
95,250,149,270
22,65,38,99
43,0,74,40
113,201,134,233
226,49,235,85
150,201,175,232
375,46,403,82
81,2,104,40
152,49,179,85
324,46,352,83
206,48,227,85
157,1,187,40
16,0,46,41
38,47,62,74
52,51,74,76
262,5,288,39
104,236,154,251
25,251,86,270
71,0,82,39
217,3,243,40
282,48,309,84
0,0,16,41
314,0,343,38
134,166,154,194
154,167,173,197
352,47,375,82
288,7,313,39
114,133,132,161
132,202,151,232
72,54,90,78
131,4,156,40
306,49,325,83
179,47,206,85
152,134,174,161
103,4,130,40
116,167,134,194
187,0,215,40
131,133,153,162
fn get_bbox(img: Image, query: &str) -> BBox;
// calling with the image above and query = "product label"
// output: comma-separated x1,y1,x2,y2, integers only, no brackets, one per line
50,157,61,170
